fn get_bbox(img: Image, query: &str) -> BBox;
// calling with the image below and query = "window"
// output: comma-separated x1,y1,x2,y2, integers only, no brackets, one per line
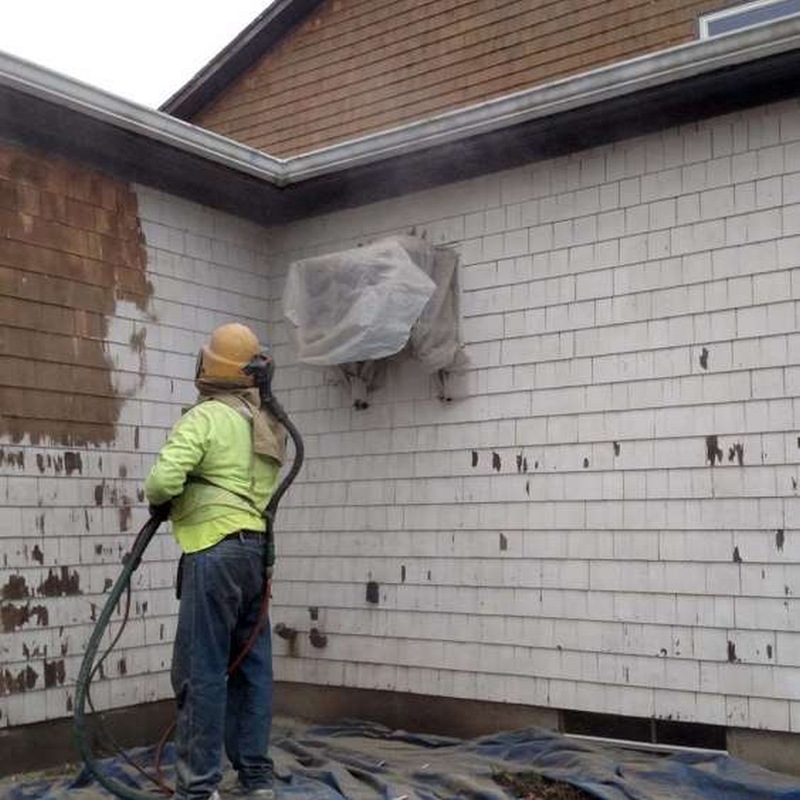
699,0,800,38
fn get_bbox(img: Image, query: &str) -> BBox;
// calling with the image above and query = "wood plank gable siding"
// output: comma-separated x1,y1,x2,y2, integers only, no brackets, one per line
190,0,731,157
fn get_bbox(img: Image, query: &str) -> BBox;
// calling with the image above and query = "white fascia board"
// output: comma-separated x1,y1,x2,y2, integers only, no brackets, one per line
2,15,800,188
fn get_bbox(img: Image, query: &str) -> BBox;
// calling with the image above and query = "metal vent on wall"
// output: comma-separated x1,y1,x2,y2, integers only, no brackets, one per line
562,710,727,753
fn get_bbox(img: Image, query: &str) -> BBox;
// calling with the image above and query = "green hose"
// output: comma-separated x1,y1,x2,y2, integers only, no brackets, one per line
73,515,165,800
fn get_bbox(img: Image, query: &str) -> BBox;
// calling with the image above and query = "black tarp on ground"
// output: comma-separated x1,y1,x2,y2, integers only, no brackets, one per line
3,719,800,799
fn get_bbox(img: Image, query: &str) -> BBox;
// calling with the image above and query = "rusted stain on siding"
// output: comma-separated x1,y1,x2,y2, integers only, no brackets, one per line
0,448,25,468
0,665,38,694
1,575,29,600
63,451,83,475
38,566,81,597
43,657,66,688
1,602,49,632
705,435,723,466
0,142,150,447
727,442,744,466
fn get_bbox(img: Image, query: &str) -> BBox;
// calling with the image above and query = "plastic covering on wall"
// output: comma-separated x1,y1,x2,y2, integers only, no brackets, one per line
283,235,461,407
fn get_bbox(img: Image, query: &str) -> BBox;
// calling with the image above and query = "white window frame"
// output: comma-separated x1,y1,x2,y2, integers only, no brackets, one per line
699,0,800,38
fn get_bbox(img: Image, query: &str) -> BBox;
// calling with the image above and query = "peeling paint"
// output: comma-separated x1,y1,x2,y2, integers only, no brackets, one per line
64,452,83,476
365,581,379,604
22,642,46,659
0,448,25,469
274,623,298,657
1,575,29,601
43,657,65,688
309,628,327,648
118,495,132,532
275,623,297,640
39,567,81,597
0,665,38,694
727,442,744,466
705,435,723,466
1,602,48,632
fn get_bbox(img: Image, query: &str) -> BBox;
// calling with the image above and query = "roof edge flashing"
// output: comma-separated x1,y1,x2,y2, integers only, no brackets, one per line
0,49,291,185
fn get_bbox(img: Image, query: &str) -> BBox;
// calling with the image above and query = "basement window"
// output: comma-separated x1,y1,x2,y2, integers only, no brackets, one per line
699,0,800,38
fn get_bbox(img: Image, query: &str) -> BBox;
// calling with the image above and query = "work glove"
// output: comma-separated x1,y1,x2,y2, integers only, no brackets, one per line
149,500,172,523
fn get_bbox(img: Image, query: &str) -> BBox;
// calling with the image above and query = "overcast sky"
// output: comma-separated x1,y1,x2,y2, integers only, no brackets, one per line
0,1,272,108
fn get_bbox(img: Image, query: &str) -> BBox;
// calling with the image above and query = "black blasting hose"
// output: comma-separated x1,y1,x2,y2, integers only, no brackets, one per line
73,357,304,800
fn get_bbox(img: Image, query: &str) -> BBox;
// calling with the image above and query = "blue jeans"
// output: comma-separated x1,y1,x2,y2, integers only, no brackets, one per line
171,535,273,800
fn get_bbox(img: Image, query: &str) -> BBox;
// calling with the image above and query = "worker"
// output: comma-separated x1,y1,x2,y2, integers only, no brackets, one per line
145,322,286,800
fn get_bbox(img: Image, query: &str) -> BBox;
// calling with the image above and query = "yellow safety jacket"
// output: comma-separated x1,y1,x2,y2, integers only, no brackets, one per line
145,400,281,554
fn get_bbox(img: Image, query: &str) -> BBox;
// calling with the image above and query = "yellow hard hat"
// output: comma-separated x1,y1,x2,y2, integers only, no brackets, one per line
197,323,261,383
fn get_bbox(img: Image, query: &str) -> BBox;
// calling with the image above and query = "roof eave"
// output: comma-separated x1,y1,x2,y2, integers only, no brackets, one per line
286,16,800,181
160,0,324,119
1,18,800,223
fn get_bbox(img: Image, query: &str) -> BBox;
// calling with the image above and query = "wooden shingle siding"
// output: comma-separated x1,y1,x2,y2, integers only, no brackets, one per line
192,0,730,156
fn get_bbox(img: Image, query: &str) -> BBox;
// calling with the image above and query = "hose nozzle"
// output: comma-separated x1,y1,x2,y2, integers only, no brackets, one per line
244,352,275,403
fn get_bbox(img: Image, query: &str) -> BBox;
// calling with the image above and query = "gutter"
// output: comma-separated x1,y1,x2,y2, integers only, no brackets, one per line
2,16,800,188
0,50,288,183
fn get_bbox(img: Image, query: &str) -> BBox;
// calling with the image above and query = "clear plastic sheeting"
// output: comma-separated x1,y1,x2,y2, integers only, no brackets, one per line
283,236,460,377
